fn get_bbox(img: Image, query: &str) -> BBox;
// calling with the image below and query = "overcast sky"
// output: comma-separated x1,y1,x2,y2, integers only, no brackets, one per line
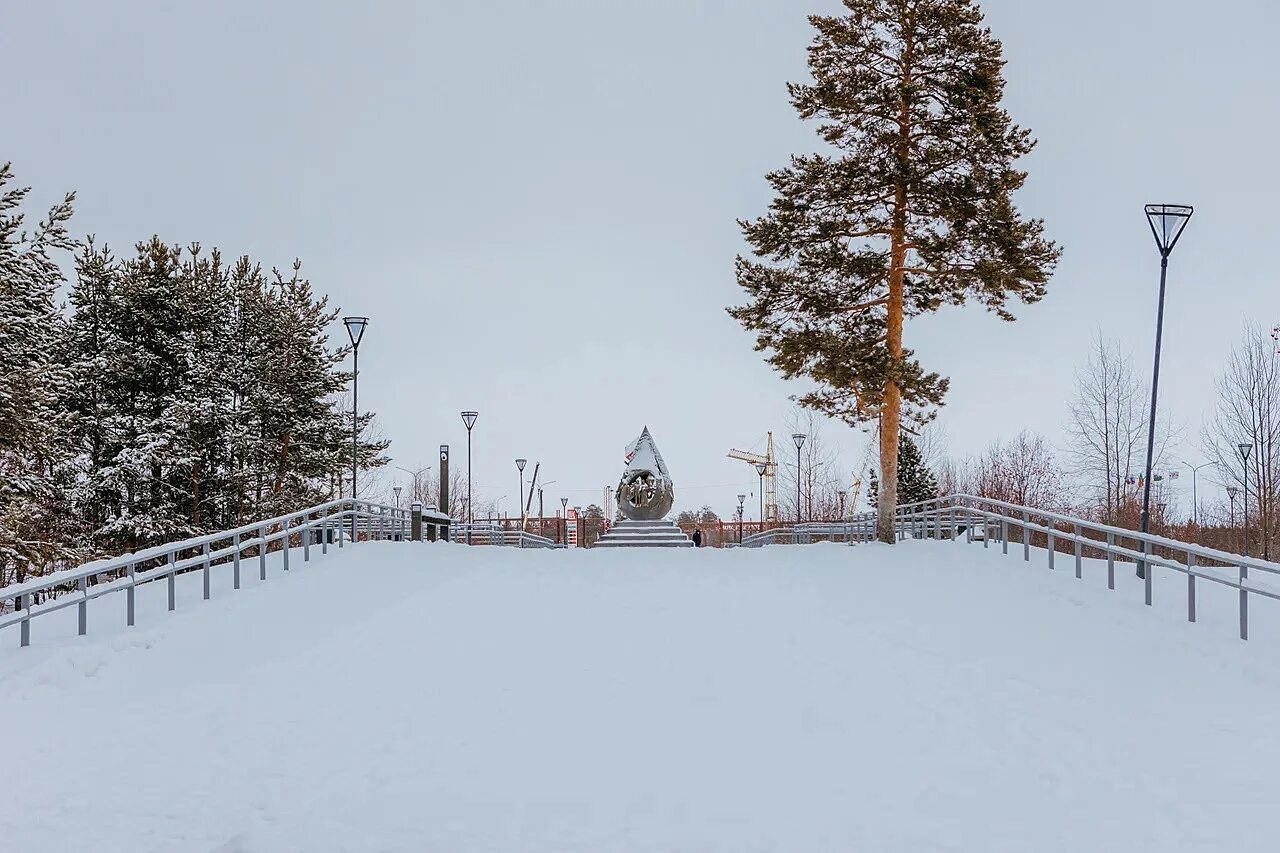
5,0,1278,519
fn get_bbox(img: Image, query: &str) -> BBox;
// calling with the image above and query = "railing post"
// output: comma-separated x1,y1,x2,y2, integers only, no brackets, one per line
1074,524,1082,579
202,541,211,600
282,518,291,571
1001,518,1008,555
167,550,176,611
1143,540,1153,606
304,514,311,562
78,576,88,636
321,508,329,555
338,503,345,549
127,562,136,626
1106,532,1115,590
1048,527,1056,570
1240,565,1249,641
259,525,268,581
1186,552,1196,623
1022,512,1030,561
233,532,241,590
18,594,29,647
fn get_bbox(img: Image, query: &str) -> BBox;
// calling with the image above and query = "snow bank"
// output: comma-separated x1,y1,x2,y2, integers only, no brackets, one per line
1,539,1278,852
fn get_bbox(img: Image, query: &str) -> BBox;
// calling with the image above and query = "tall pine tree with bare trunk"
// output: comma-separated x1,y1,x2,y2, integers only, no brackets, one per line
729,0,1059,542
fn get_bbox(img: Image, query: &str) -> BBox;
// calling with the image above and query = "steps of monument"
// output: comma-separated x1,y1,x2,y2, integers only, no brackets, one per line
608,519,683,528
595,539,694,548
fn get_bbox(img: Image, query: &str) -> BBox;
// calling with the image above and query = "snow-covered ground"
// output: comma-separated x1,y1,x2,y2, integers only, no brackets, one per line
2,538,1279,852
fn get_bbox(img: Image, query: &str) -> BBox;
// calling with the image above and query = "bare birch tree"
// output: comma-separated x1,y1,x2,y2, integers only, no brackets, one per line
1065,334,1174,524
1202,324,1280,558
971,432,1067,510
780,408,848,522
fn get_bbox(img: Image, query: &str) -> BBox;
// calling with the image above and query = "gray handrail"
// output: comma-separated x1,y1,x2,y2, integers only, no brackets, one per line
740,494,1277,640
1,498,409,647
892,494,1279,640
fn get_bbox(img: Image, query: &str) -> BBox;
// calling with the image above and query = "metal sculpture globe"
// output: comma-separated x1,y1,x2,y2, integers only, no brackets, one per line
616,427,675,521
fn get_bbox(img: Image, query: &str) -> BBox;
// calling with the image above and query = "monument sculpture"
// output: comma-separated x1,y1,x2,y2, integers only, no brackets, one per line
595,427,693,548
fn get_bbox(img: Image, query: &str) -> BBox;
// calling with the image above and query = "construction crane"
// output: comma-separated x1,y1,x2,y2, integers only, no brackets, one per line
728,432,779,523
849,431,878,513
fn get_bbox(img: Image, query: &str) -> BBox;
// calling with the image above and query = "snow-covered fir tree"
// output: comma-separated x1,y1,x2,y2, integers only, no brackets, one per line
0,163,77,585
867,433,938,508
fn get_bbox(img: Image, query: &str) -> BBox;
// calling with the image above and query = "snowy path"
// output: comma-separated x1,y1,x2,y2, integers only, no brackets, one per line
2,539,1279,852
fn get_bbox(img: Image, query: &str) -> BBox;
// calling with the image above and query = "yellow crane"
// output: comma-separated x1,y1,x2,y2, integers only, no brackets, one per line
728,432,779,523
849,426,880,514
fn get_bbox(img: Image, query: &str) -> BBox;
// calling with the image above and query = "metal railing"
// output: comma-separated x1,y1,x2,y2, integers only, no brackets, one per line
740,494,1280,641
449,523,561,549
741,517,878,548
895,494,1280,641
0,499,409,648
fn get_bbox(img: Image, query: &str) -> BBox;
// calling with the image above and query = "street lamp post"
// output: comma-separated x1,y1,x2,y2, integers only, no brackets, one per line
1137,204,1193,580
393,464,430,505
792,433,807,525
343,316,369,543
393,486,401,508
1180,460,1212,526
737,494,746,544
1239,443,1253,556
754,462,767,530
1227,485,1239,551
461,411,478,544
561,497,569,546
516,458,527,526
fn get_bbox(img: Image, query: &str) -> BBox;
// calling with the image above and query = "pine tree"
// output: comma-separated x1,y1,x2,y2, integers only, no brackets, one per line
7,159,395,570
729,0,1060,543
64,238,123,554
866,433,937,508
0,163,77,585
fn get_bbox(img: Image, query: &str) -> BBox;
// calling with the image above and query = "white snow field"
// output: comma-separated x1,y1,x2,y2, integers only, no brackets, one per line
2,539,1280,852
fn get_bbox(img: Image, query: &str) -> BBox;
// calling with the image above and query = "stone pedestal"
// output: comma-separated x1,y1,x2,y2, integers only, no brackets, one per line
595,518,693,548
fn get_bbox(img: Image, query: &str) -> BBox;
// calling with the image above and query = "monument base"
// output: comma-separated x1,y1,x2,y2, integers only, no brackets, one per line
595,519,694,548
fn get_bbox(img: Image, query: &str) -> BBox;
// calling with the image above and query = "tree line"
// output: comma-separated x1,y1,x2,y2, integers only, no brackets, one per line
0,163,387,589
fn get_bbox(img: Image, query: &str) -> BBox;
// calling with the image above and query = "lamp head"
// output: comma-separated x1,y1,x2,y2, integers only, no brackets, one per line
1239,442,1253,461
461,411,478,430
754,462,767,476
792,433,807,450
1144,204,1193,257
516,458,527,472
342,316,369,348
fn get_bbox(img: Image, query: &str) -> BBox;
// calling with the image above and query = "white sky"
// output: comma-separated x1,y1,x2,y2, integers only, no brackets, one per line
5,0,1278,519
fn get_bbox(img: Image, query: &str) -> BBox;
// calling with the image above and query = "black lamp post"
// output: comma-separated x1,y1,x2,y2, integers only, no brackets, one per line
1137,204,1193,579
737,494,746,544
1228,485,1239,550
1239,442,1253,556
754,462,767,529
393,486,401,508
792,433,807,525
461,411,478,544
516,458,527,524
560,496,569,546
1181,460,1212,526
343,316,368,542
